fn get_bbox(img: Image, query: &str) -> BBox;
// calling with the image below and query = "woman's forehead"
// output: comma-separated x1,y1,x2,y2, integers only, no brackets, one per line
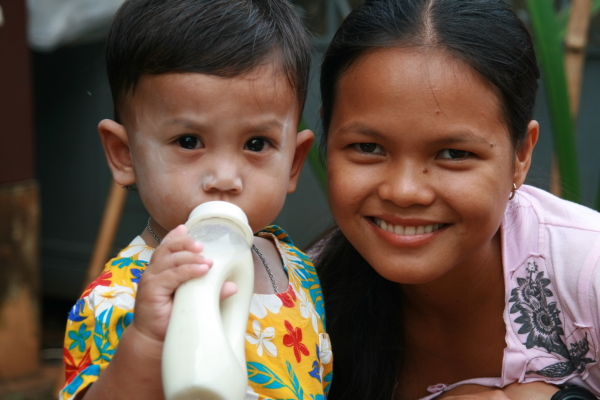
331,47,508,144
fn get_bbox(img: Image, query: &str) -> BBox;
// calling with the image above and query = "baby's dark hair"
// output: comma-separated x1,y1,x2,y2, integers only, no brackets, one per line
315,1,540,399
106,0,311,123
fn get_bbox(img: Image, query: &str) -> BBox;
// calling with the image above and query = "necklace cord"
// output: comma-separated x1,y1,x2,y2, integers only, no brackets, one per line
252,244,279,294
147,216,162,244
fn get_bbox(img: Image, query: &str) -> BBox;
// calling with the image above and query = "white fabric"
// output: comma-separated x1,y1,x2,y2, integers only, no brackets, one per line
27,0,124,51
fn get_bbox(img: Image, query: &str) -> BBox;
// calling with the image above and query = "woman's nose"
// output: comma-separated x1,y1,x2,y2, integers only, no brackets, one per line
377,161,435,208
201,162,243,194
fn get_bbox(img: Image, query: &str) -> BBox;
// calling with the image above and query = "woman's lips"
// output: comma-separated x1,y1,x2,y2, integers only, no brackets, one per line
370,217,448,247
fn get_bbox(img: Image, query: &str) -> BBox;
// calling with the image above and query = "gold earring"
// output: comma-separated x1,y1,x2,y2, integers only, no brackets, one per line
509,183,518,200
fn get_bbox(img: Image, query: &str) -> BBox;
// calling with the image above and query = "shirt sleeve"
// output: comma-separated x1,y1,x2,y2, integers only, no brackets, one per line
60,253,144,400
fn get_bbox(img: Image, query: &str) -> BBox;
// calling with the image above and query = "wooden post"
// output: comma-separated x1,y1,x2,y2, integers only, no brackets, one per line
0,181,40,378
0,0,40,381
550,0,592,197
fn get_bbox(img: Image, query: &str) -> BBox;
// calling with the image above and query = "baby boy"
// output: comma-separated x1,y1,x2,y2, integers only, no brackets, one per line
61,0,332,399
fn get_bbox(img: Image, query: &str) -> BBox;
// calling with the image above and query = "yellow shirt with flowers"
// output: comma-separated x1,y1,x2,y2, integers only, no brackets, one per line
61,225,332,400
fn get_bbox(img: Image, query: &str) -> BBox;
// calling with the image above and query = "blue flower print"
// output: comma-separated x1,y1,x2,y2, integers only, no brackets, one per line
64,364,100,395
131,268,144,284
68,298,87,322
309,344,322,382
68,323,92,352
309,360,321,382
111,257,146,269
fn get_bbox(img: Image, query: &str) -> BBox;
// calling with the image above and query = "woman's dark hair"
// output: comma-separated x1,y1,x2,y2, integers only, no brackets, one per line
106,0,311,123
315,0,540,398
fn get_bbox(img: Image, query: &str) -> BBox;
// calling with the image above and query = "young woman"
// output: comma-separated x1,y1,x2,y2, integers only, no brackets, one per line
313,0,600,399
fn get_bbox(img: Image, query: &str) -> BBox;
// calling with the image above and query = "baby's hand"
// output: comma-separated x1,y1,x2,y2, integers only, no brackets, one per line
131,225,215,342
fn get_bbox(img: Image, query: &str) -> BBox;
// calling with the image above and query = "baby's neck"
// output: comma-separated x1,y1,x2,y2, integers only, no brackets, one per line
251,235,289,295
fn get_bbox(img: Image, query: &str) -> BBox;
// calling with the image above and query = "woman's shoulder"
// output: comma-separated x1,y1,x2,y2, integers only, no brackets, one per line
502,187,600,391
516,185,600,232
506,185,600,280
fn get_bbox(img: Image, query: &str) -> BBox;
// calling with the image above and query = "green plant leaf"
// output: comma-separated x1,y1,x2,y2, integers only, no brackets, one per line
526,0,582,203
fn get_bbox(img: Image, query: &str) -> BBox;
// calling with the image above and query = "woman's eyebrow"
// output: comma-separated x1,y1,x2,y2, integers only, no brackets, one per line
336,121,386,140
431,131,491,146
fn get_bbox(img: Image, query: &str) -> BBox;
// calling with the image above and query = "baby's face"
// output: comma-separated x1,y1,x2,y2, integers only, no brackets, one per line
122,64,303,235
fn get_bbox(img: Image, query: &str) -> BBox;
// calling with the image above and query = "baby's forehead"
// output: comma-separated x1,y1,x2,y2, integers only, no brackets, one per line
121,69,301,135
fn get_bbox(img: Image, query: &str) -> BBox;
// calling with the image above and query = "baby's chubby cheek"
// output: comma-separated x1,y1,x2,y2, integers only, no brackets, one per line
247,186,288,232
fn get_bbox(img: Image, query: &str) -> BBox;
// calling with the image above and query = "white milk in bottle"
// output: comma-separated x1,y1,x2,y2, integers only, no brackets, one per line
162,201,254,400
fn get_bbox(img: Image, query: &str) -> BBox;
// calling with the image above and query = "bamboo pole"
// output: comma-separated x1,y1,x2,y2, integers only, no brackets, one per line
82,180,128,290
550,0,592,197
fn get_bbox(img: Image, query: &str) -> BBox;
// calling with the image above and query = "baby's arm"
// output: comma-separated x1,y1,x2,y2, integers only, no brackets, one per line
77,225,218,400
438,382,559,400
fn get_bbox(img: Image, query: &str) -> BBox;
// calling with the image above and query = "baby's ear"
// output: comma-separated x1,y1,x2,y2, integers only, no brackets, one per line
98,119,136,186
287,129,315,193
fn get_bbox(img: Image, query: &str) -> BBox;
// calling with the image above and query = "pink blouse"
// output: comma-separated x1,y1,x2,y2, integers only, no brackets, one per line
423,185,600,398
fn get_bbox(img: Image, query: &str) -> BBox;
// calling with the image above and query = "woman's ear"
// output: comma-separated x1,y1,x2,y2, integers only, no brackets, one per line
98,119,136,186
287,129,315,193
513,120,539,188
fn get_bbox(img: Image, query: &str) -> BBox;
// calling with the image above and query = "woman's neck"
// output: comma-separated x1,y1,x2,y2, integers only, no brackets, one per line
400,229,505,323
396,231,507,398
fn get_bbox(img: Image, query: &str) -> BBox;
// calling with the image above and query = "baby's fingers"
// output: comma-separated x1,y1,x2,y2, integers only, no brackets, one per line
168,251,212,271
157,225,204,254
220,281,238,301
155,263,211,295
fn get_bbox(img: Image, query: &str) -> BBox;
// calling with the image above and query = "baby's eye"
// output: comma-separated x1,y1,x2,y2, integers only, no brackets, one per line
438,149,470,159
245,138,269,152
178,135,202,150
355,143,384,154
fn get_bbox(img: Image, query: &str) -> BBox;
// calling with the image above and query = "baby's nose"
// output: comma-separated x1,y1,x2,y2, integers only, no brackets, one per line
201,164,243,194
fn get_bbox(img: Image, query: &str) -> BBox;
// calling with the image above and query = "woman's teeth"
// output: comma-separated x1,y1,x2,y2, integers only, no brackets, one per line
373,218,445,235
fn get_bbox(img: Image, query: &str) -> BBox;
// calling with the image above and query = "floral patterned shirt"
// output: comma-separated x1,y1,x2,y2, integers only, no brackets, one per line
61,225,332,400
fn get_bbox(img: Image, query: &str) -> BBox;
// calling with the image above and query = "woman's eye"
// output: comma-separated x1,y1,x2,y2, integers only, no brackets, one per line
355,143,384,154
178,136,202,150
245,138,268,152
438,149,470,159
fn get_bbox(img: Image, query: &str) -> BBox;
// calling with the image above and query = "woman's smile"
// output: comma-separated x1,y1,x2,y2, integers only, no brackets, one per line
373,217,447,235
370,216,449,248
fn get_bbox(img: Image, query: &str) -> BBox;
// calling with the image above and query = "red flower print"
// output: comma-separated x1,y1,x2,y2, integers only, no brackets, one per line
82,270,113,297
277,284,297,308
64,347,92,384
283,320,309,363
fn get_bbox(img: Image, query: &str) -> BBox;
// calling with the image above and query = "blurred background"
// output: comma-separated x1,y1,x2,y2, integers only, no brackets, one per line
0,0,599,398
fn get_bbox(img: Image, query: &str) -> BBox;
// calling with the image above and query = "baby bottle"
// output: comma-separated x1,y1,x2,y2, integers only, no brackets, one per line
162,201,254,400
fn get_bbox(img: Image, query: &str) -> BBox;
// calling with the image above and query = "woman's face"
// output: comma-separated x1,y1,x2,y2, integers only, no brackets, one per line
326,47,537,285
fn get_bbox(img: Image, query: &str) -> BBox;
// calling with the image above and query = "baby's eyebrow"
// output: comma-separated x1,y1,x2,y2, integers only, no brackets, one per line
162,118,285,133
248,120,285,133
163,118,208,131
